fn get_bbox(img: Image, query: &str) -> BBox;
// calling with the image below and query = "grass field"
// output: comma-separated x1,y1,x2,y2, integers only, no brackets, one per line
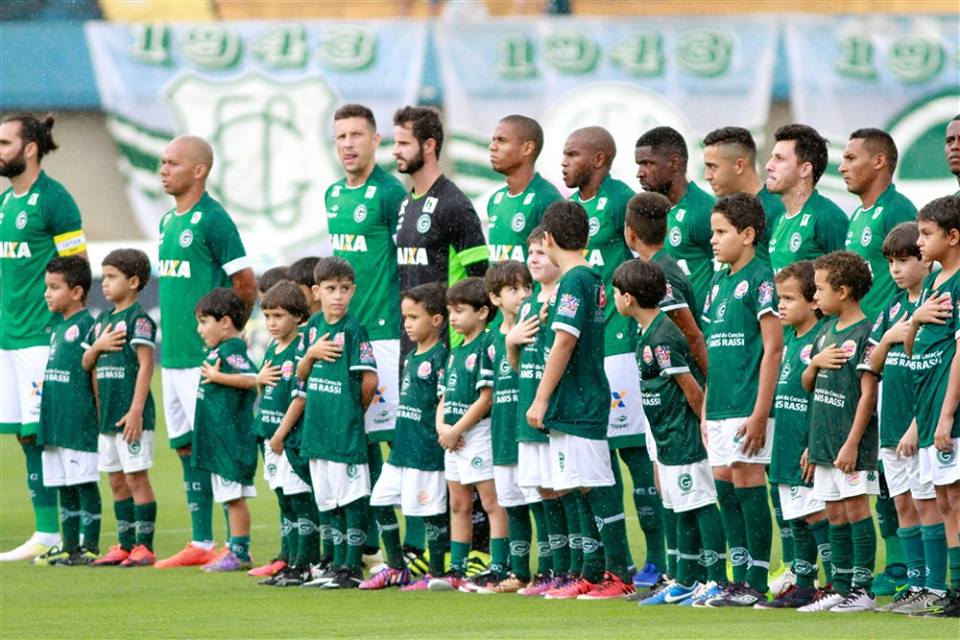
1,376,956,638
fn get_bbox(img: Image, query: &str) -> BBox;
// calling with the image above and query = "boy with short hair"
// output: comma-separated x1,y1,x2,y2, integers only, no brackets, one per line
191,288,259,572
34,256,102,566
258,266,291,296
289,256,321,316
83,249,159,567
427,277,507,591
798,251,879,612
700,193,782,607
296,257,379,589
527,200,634,600
614,259,728,606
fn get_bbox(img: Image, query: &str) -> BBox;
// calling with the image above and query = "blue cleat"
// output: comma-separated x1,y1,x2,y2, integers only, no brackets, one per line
632,562,662,589
638,581,698,606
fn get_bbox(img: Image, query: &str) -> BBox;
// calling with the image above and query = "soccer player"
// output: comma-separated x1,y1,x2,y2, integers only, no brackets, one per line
947,116,960,194
907,195,960,618
487,115,562,263
757,260,831,609
700,193,782,607
765,124,849,273
0,114,86,562
368,283,451,591
155,135,257,569
32,256,100,565
702,126,785,264
635,126,716,313
297,257,379,589
83,249,159,568
428,277,506,591
841,128,917,322
528,200,635,600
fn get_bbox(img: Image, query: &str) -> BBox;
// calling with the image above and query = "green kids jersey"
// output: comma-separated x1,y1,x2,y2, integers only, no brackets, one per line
769,321,824,486
637,311,706,466
702,256,779,420
912,269,960,447
487,172,562,264
653,249,697,317
544,265,610,440
38,310,97,452
488,328,521,466
870,291,918,447
807,318,879,470
516,294,549,444
665,181,716,314
157,192,250,369
768,189,849,274
191,337,258,483
390,342,448,472
441,333,493,426
571,175,635,356
83,303,157,435
0,171,85,350
254,336,303,440
325,165,407,341
845,184,917,321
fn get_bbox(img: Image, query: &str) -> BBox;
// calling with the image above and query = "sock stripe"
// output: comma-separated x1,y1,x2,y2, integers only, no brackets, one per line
601,513,626,525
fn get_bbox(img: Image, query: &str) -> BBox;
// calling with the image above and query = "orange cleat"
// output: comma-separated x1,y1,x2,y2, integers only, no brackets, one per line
248,559,286,577
202,545,231,569
121,545,157,567
90,544,130,567
155,543,217,569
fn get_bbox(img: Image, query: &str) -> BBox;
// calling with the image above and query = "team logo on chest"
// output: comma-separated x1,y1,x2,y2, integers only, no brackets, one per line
191,211,203,224
860,227,872,247
281,360,294,379
465,353,478,372
115,320,127,334
668,227,682,247
800,343,813,365
642,345,654,365
15,211,27,229
179,229,193,248
511,212,526,233
789,232,802,252
353,204,367,223
416,214,431,233
889,302,901,320
840,340,857,360
417,361,432,379
734,280,749,299
588,218,600,237
65,325,80,342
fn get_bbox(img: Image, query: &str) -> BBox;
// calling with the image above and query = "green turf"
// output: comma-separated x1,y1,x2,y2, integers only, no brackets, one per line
1,374,956,638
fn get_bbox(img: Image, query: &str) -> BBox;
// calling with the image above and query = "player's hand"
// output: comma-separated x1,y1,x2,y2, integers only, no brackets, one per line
92,323,126,353
268,433,285,455
882,319,911,345
257,363,282,387
307,333,342,362
117,410,143,443
934,416,955,452
200,358,223,384
506,314,539,348
913,293,952,326
800,448,814,483
833,443,857,474
810,344,847,370
438,426,462,451
526,398,547,430
896,424,918,459
737,415,766,457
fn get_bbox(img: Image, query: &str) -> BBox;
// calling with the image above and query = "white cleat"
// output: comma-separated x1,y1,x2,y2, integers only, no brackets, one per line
0,537,58,562
831,588,876,613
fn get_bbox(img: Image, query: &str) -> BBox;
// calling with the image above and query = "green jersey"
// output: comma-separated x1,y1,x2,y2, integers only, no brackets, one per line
756,186,786,266
702,256,778,420
191,337,258,483
488,172,562,263
807,318,878,469
845,184,917,321
0,171,85,350
390,342,447,472
912,270,960,446
516,294,549,444
652,249,696,318
157,192,250,369
544,265,610,440
83,303,157,435
870,292,917,447
325,165,407,341
441,333,493,426
637,311,706,466
37,310,97,452
768,189,849,274
254,336,303,440
489,328,520,466
665,181,716,314
299,312,378,463
769,321,824,486
571,175,635,356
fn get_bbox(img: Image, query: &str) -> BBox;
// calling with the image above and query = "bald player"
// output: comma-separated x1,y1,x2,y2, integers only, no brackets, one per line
947,115,960,194
154,135,257,568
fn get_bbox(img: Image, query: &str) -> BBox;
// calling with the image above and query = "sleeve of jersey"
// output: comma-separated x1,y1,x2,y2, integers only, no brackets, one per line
349,324,378,373
477,337,494,389
382,180,406,234
205,210,252,276
658,277,688,313
868,310,886,346
658,333,691,378
45,186,87,256
445,196,490,268
224,343,258,377
856,333,879,377
753,273,779,319
80,317,98,351
700,273,719,325
129,312,157,349
551,275,587,338
816,205,850,254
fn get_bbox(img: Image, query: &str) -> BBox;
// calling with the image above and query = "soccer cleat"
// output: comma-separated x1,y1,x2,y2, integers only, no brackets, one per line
155,543,217,569
628,575,672,602
754,584,816,609
60,547,99,566
871,569,907,596
362,549,387,575
517,573,554,596
359,566,411,590
831,587,876,613
797,587,844,612
577,572,635,600
459,569,500,593
120,545,156,567
272,567,310,587
324,567,363,589
466,551,490,577
479,573,528,594
543,576,597,600
203,551,252,572
687,581,725,607
248,558,286,577
632,562,662,589
767,566,796,597
300,564,338,588
90,544,130,567
0,537,59,562
637,581,697,606
401,575,433,592
706,584,766,607
427,572,467,592
911,590,960,618
403,546,429,577
32,546,70,566
202,545,231,568
884,588,942,614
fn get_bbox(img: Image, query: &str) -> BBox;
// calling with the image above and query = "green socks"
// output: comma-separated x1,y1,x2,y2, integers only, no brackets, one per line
810,517,832,582
375,506,405,569
791,519,817,589
22,441,59,537
619,447,666,570
663,507,678,578
676,509,701,586
318,509,334,563
735,485,772,593
179,455,213,544
577,492,604,582
530,501,552,575
850,516,876,591
585,485,631,582
949,545,960,591
134,501,157,550
59,486,81,553
76,481,101,552
694,503,727,585
543,498,569,573
343,499,369,571
230,535,251,562
716,480,749,584
276,489,294,563
770,484,794,568
506,505,533,580
561,493,582,576
329,508,346,567
920,523,947,593
898,525,925,588
450,540,471,575
424,514,449,575
289,493,320,567
403,515,426,552
114,497,136,551
490,536,510,579
829,522,853,595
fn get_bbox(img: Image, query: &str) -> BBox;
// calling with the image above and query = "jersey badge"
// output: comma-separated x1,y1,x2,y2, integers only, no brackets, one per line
465,353,477,372
734,280,749,299
654,345,672,368
800,343,813,365
642,345,654,365
416,214,431,234
114,320,127,334
872,206,883,220
523,193,535,205
191,211,203,224
668,226,682,247
226,353,251,370
332,185,341,197
511,213,526,232
597,197,607,211
364,185,377,199
359,341,375,363
487,344,496,362
28,193,39,206
675,208,686,223
423,197,438,213
353,204,367,223
15,211,27,229
789,232,802,253
889,302,901,320
281,360,294,379
333,332,345,347
557,293,580,318
134,317,152,338
800,214,811,227
65,325,80,342
758,281,774,306
417,360,432,378
493,192,504,205
860,227,872,247
179,229,193,248
840,339,857,360
588,218,600,237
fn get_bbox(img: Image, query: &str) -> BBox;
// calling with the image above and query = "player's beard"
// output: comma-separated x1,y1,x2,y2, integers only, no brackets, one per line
398,147,425,175
0,148,26,178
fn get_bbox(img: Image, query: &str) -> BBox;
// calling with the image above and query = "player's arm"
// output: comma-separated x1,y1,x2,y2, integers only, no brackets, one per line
231,268,258,322
118,345,153,443
934,340,960,452
675,371,704,415
738,313,783,455
450,386,493,439
834,371,878,473
906,292,951,356
269,396,305,455
666,307,707,376
359,370,379,413
81,323,125,371
802,341,846,392
527,330,576,429
505,313,539,372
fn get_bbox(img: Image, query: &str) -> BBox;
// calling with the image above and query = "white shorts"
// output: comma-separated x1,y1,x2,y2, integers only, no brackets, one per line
494,464,542,507
0,346,48,435
645,428,658,463
659,459,716,513
279,451,312,496
262,445,285,491
918,440,960,487
604,353,648,440
211,473,257,504
41,446,99,487
365,340,399,437
517,441,553,489
370,462,447,516
705,417,774,466
880,447,936,500
812,465,880,502
549,431,614,492
444,419,494,485
309,458,371,511
161,367,201,447
98,431,154,474
777,484,826,521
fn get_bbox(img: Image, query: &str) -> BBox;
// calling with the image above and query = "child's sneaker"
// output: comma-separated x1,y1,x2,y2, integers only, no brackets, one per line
830,587,876,613
638,581,697,605
754,584,815,609
768,566,796,596
459,569,500,593
324,567,362,589
301,563,337,588
797,587,844,612
706,584,766,607
403,546,429,577
359,566,411,590
578,572,636,600
517,573,554,596
362,549,387,575
543,576,597,600
0,536,59,563
884,588,941,614
120,545,156,567
248,558,286,577
90,544,129,567
687,581,724,607
32,546,69,566
401,575,433,592
155,543,217,568
272,566,309,587
428,572,466,592
632,562,662,589
479,573,528,594
203,551,252,572
628,575,671,602
201,545,231,568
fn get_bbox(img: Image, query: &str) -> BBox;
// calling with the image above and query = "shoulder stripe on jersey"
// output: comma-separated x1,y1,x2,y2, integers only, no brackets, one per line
551,321,581,338
222,255,252,276
458,244,490,266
